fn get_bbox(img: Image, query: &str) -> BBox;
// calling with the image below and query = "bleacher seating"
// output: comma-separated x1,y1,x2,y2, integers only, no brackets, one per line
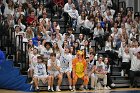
0,0,140,91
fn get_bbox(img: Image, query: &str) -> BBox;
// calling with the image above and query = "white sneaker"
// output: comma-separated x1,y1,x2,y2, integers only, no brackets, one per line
107,86,111,90
56,87,61,92
104,86,108,90
69,86,72,90
72,88,76,91
30,81,33,84
51,87,54,91
111,83,115,87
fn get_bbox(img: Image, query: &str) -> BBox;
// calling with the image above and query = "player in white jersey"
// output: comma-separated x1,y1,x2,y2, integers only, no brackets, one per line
59,45,73,90
33,56,53,92
47,53,62,92
28,48,40,78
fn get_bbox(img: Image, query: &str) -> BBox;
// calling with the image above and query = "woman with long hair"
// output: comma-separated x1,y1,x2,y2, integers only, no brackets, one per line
4,0,14,17
93,22,104,50
77,11,86,32
26,26,34,40
52,42,61,59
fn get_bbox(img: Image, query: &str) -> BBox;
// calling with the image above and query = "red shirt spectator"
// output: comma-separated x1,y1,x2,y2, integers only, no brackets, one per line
26,10,36,25
53,0,64,7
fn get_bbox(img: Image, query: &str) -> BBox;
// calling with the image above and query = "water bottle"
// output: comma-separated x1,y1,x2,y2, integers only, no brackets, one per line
121,70,124,76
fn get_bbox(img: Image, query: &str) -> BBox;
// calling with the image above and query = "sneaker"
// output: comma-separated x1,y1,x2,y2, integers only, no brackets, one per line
69,86,72,90
56,87,61,92
97,86,100,90
111,83,115,87
54,14,57,16
97,82,103,90
85,86,89,90
36,89,40,92
30,80,33,84
79,86,85,91
104,86,108,90
125,74,128,77
48,89,52,92
51,88,54,92
91,87,95,90
72,88,76,91
107,86,111,90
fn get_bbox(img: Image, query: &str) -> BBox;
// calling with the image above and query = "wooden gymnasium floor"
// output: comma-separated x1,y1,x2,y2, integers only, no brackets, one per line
0,88,140,93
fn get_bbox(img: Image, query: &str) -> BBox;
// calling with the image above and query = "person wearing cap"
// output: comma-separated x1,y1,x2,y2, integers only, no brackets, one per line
129,46,140,88
33,56,53,92
47,53,62,92
95,55,108,90
72,50,89,91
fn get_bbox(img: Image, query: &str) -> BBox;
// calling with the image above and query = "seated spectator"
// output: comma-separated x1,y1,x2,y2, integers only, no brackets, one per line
80,40,91,57
63,0,74,25
25,26,34,40
68,4,79,29
72,50,89,91
28,48,40,81
47,53,62,91
16,15,26,30
88,0,100,6
39,12,50,25
95,55,108,90
33,56,53,92
63,28,75,46
26,10,37,26
105,35,118,61
93,22,104,49
7,14,15,27
40,42,53,63
81,15,94,36
4,0,14,17
76,33,85,46
15,5,25,19
32,33,43,47
86,52,96,90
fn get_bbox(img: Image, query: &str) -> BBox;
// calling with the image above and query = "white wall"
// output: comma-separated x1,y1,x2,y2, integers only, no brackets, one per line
138,0,140,12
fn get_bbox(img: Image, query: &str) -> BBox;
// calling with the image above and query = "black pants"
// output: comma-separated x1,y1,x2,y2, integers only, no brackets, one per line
80,26,90,35
121,62,130,75
105,50,118,61
63,12,69,26
94,36,104,47
46,1,55,15
107,73,113,87
129,70,140,86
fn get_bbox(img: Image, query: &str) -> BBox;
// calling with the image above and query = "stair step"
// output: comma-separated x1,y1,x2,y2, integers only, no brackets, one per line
112,72,121,76
115,84,130,88
113,80,130,84
112,67,121,72
111,76,129,80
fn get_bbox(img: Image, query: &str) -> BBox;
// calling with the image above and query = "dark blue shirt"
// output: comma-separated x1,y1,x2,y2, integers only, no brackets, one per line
32,37,39,47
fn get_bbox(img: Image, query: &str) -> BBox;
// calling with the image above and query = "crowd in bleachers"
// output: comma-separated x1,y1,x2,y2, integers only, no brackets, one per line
0,0,140,92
